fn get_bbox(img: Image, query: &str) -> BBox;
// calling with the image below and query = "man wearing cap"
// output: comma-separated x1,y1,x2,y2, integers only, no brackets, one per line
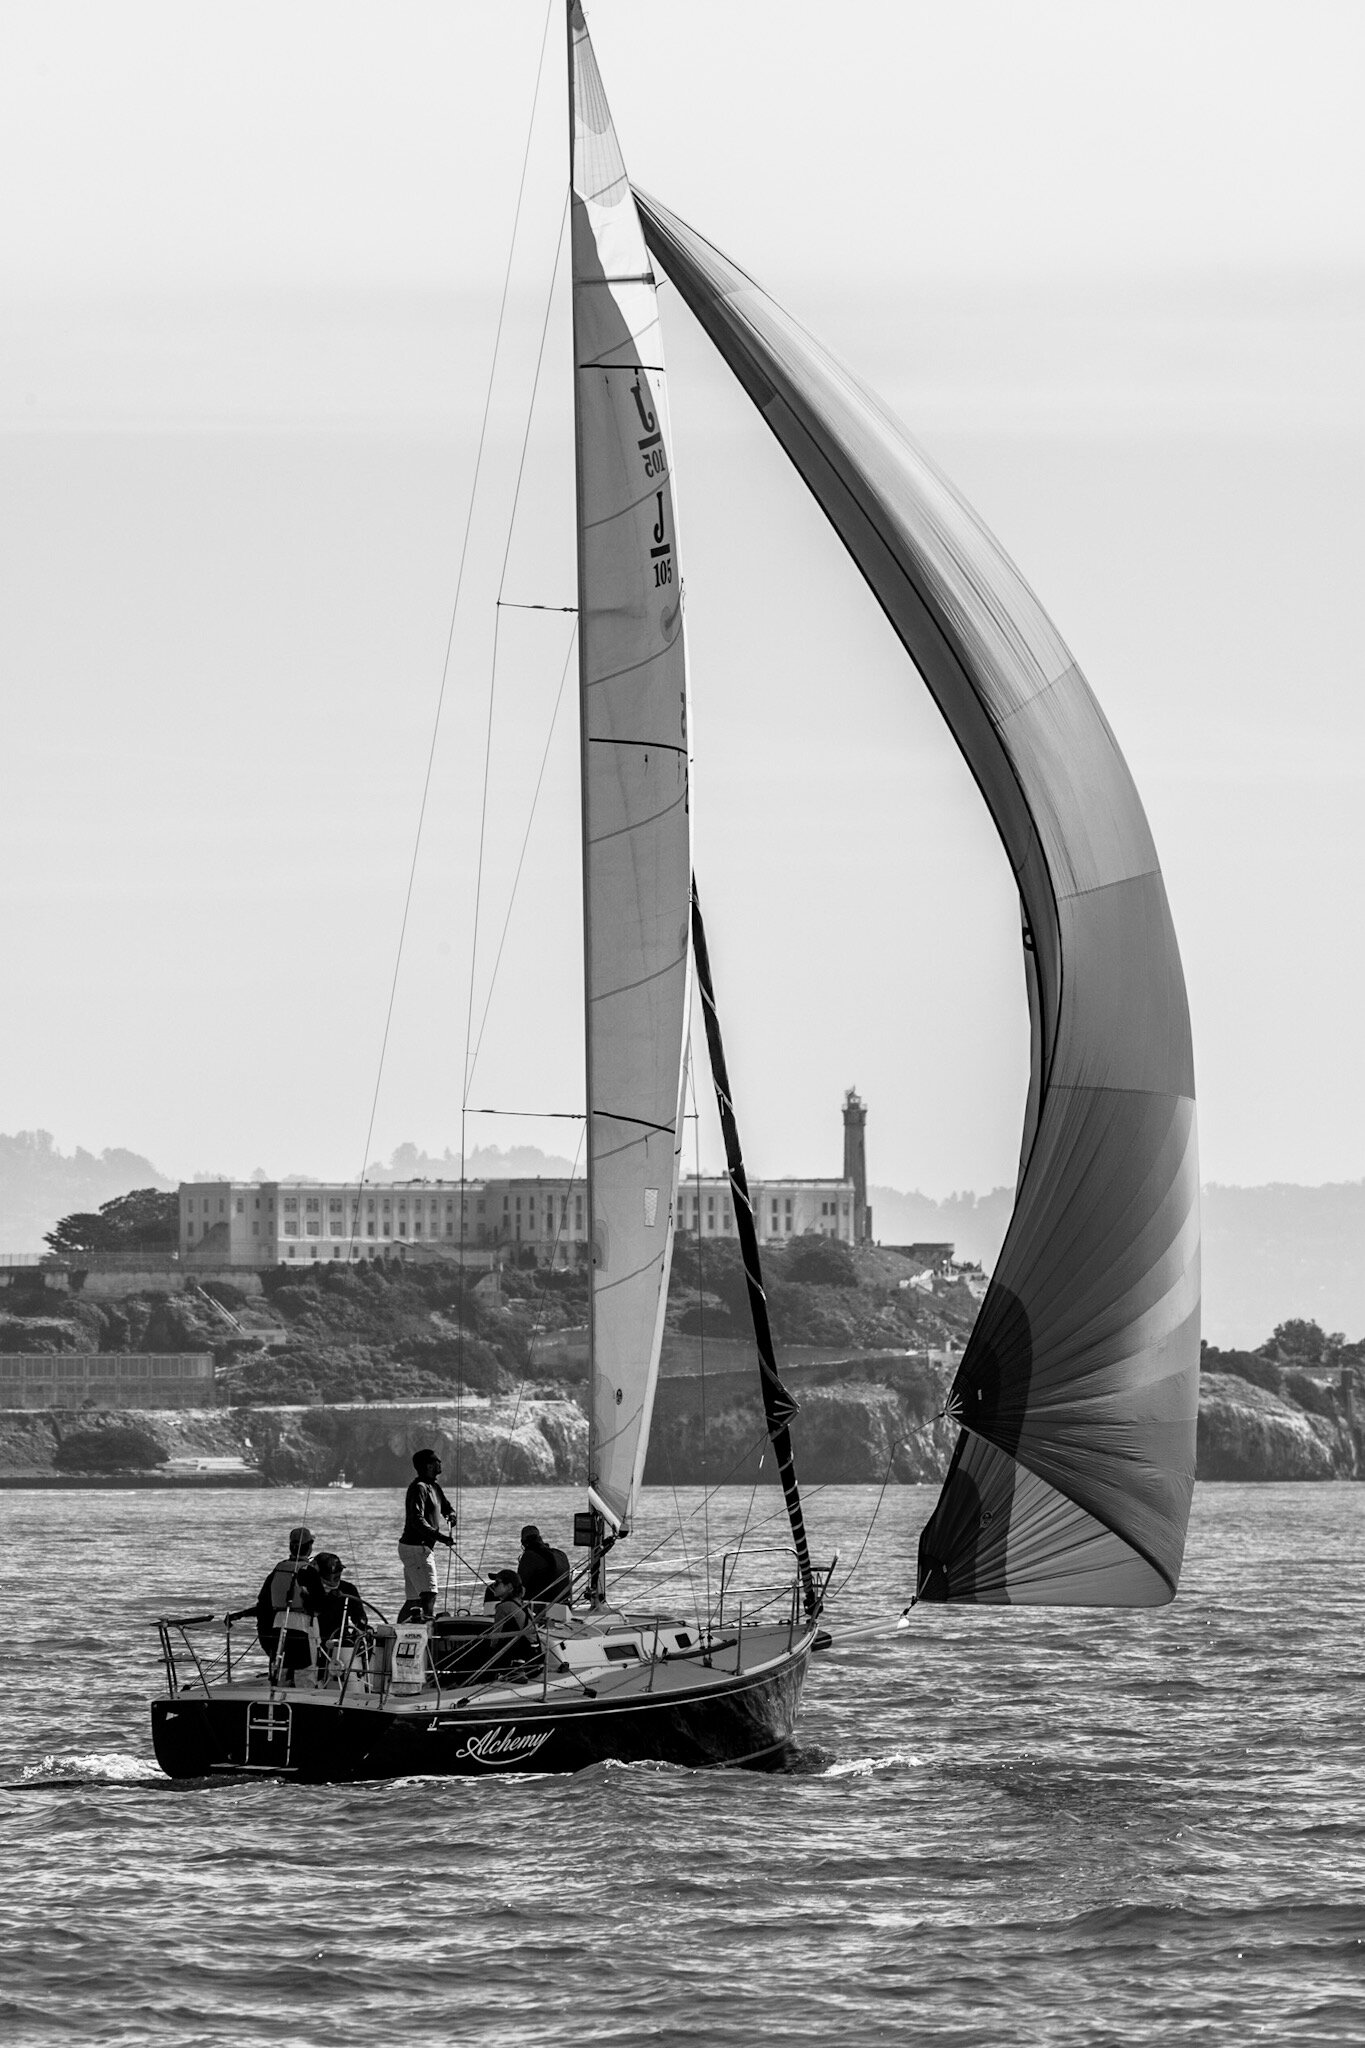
311,1552,372,1656
254,1524,319,1679
397,1448,456,1621
517,1524,572,1607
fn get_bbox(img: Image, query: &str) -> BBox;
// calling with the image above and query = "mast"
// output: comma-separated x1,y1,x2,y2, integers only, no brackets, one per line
691,881,820,1619
566,0,597,1531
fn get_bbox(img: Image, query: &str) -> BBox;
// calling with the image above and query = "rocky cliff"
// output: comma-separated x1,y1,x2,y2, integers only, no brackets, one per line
1196,1372,1357,1481
2,1363,1355,1486
0,1398,587,1488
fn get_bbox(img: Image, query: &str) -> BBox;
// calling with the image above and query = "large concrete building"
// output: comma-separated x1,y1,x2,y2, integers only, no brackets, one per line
181,1170,859,1268
0,1352,213,1410
180,1095,870,1269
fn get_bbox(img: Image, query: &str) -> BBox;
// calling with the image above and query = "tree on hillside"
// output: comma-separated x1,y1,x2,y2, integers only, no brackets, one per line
44,1187,180,1258
1261,1319,1344,1368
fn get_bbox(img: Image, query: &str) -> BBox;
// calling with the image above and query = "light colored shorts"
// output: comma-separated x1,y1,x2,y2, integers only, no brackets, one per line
398,1541,438,1600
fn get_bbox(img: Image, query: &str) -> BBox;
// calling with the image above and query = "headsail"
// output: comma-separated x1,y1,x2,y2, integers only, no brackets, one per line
569,13,692,1531
636,193,1199,1606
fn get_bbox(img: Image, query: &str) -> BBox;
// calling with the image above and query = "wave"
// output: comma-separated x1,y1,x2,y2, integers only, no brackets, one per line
10,1750,163,1789
809,1749,923,1778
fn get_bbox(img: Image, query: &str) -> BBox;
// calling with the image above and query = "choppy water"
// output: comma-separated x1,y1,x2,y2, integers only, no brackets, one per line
2,1481,1362,2044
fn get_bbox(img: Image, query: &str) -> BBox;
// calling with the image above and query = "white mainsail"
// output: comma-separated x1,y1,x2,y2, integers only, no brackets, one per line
569,5,692,1530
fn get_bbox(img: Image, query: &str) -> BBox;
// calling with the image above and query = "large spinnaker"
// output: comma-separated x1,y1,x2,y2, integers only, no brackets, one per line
636,192,1199,1606
569,16,692,1531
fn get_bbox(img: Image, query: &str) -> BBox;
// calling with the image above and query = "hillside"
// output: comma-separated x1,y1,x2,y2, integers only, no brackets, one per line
0,1237,978,1407
2,1247,1360,1484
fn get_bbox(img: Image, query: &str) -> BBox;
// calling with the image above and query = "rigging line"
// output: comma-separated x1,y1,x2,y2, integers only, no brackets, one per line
659,1436,701,1632
461,183,570,1115
477,1375,528,1579
465,619,577,1099
686,1054,712,1619
732,1446,765,1572
827,1439,903,1603
346,0,556,1247
495,191,571,610
463,1108,586,1120
605,1424,773,1586
457,185,569,1433
497,601,578,613
475,1119,585,1577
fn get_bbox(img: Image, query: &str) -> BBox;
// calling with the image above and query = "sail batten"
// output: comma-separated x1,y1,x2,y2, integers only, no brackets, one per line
569,11,692,1534
636,190,1200,1608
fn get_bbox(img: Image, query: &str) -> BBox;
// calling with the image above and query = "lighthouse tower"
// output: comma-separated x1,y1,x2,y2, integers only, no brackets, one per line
842,1087,872,1245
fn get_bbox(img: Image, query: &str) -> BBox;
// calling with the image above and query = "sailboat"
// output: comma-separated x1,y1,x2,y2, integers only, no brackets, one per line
148,5,1199,1781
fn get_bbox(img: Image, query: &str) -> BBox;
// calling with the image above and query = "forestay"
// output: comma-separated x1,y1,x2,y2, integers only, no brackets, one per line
569,14,692,1530
636,192,1199,1606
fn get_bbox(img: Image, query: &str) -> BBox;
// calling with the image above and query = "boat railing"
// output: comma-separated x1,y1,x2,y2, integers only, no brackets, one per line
154,1610,343,1695
152,1607,536,1707
154,1612,246,1696
609,1542,835,1633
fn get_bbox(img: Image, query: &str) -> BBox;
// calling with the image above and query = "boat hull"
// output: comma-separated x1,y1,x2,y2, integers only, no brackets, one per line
150,1646,811,1782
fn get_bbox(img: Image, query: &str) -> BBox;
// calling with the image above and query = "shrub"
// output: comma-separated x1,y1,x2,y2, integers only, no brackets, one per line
786,1237,859,1287
1283,1368,1339,1420
55,1423,167,1471
678,1300,739,1337
1206,1347,1284,1396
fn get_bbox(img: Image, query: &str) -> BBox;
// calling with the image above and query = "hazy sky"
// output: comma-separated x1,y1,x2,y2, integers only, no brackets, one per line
1,1,1362,1198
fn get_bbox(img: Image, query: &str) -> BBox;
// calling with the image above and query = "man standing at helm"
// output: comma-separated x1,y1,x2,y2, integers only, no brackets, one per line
397,1448,456,1621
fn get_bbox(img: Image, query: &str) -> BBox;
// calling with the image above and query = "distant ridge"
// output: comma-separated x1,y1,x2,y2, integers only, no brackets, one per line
364,1141,580,1183
2,1131,1360,1345
1202,1180,1365,1348
0,1131,171,1253
869,1184,1014,1267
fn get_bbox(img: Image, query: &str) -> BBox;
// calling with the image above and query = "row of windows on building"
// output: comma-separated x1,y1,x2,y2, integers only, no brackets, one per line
0,1355,211,1380
685,1193,851,1233
185,1187,588,1242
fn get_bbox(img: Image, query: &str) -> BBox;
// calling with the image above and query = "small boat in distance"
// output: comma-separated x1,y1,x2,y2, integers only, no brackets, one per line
327,1473,353,1491
149,4,1198,1782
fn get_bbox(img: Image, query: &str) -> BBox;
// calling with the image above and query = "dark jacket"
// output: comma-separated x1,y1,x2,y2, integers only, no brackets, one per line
401,1477,455,1550
518,1538,571,1604
314,1578,369,1644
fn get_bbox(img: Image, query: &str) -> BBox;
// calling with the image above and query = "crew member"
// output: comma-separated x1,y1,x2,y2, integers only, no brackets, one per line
254,1525,318,1679
397,1448,456,1621
309,1548,370,1662
311,1552,371,1648
486,1570,537,1661
517,1523,572,1606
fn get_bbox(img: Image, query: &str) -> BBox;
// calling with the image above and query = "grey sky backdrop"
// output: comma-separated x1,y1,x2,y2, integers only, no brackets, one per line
1,1,1361,1202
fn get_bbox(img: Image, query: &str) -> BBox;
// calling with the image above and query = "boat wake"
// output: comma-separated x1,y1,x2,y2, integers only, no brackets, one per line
10,1750,163,1789
815,1750,922,1779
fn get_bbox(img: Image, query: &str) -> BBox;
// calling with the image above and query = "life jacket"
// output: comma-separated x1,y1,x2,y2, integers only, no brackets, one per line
494,1597,534,1642
269,1560,312,1624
